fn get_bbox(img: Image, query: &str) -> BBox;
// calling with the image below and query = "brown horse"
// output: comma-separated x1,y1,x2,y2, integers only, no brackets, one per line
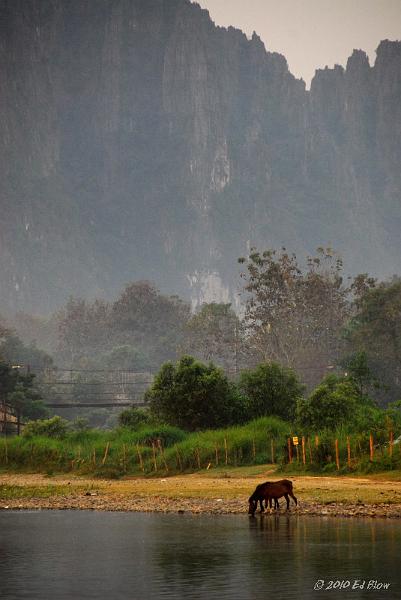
248,479,297,516
248,481,280,513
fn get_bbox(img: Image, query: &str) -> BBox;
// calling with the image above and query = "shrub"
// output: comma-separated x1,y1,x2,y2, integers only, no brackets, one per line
239,362,304,421
22,416,69,439
296,376,360,431
146,355,247,431
118,407,152,429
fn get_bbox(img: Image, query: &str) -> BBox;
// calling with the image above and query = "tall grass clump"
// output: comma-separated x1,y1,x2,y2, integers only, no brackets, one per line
143,416,291,473
0,421,187,476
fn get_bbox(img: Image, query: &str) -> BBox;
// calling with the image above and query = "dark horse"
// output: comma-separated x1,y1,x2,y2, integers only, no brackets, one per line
249,481,280,513
248,479,298,516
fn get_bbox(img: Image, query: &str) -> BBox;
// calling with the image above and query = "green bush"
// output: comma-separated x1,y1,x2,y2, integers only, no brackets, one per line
132,424,187,447
23,416,70,439
146,355,247,431
296,376,360,431
118,407,152,429
239,362,304,421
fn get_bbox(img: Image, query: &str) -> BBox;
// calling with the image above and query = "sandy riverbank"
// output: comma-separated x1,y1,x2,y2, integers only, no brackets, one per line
2,471,401,518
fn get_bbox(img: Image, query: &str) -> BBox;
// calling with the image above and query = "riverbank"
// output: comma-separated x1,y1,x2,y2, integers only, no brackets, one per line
2,467,401,518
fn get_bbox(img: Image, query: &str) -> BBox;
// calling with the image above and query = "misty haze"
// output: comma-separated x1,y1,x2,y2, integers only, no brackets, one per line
1,5,401,598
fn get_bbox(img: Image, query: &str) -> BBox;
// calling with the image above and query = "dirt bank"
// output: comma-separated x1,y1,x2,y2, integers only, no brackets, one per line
1,471,401,518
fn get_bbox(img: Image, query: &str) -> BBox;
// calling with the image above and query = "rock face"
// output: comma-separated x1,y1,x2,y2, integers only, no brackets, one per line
0,0,400,313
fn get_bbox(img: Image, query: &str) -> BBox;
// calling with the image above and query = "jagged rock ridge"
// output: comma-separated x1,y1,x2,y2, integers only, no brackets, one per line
0,0,400,313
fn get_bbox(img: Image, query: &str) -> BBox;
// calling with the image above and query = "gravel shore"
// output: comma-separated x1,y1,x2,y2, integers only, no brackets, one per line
1,495,401,518
2,472,401,518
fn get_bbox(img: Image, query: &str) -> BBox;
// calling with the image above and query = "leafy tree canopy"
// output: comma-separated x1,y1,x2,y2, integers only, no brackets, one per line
146,355,246,431
239,247,350,388
296,374,371,431
346,278,401,403
0,361,47,420
239,362,304,421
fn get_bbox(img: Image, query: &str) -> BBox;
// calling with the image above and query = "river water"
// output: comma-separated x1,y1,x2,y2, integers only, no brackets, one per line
0,511,400,599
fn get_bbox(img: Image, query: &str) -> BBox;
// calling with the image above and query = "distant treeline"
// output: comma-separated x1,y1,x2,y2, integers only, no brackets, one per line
1,247,401,418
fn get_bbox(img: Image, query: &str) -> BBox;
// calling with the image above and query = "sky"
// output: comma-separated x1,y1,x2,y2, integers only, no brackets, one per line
196,0,401,86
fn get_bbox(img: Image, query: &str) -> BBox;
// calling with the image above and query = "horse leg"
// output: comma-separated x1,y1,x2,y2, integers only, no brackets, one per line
289,492,298,506
284,493,290,510
274,498,280,510
259,498,265,513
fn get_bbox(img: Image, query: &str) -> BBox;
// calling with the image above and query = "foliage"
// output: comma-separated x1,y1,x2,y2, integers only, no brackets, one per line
0,330,53,369
239,362,304,421
296,375,366,431
239,247,350,387
126,424,187,447
58,282,190,370
339,351,381,396
118,407,152,429
146,355,247,431
184,303,246,372
0,361,47,420
23,416,70,439
346,278,401,403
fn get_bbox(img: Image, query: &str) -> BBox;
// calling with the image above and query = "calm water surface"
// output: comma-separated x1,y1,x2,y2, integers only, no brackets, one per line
1,511,400,600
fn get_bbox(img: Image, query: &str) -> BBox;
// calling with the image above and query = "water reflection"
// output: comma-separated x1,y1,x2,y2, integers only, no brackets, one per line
0,511,400,600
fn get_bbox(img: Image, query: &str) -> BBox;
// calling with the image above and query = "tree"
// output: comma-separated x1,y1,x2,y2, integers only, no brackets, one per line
0,361,47,426
339,351,380,397
346,278,401,403
238,247,350,387
57,282,191,370
184,303,245,372
111,281,190,368
58,297,111,365
146,356,246,431
0,331,52,369
239,362,304,421
296,375,362,430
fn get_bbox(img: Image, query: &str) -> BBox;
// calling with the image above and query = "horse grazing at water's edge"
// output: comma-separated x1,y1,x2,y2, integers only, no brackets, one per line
248,482,280,513
248,479,297,516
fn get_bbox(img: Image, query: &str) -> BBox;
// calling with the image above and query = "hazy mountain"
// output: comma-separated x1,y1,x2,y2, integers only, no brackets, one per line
1,0,400,314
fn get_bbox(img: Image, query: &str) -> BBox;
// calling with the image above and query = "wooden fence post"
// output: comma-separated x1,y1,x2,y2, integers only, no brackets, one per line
102,442,110,466
369,433,374,462
335,439,340,470
301,436,306,465
389,431,394,458
214,443,219,467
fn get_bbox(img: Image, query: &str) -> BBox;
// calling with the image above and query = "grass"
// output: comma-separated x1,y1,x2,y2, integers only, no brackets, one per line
0,483,99,499
0,416,400,479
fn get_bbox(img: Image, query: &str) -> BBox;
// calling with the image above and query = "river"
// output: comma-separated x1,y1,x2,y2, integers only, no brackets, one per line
1,511,400,599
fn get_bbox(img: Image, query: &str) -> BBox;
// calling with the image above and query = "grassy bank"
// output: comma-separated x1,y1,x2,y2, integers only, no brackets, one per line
1,416,400,478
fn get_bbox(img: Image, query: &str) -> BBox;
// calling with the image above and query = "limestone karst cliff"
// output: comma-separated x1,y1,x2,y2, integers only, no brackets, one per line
0,0,400,313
